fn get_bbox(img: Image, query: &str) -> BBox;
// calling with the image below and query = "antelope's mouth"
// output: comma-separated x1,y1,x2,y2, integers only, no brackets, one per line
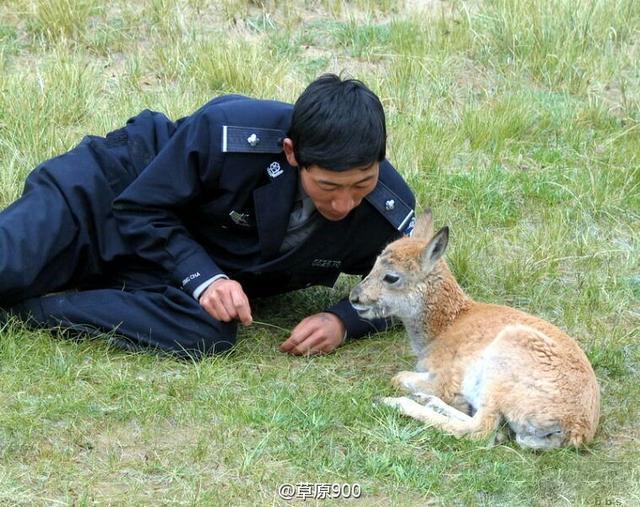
350,303,383,319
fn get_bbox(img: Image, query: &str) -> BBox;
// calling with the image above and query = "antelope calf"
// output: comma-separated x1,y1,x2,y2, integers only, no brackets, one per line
350,212,600,449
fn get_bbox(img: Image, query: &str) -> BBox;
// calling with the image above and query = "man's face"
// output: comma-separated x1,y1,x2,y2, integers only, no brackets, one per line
299,162,379,221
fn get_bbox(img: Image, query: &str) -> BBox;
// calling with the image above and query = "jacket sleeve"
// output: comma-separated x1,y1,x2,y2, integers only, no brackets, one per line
325,297,396,340
112,108,226,296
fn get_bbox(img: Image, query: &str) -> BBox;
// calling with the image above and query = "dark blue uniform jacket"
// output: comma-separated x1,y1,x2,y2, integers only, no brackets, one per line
5,94,415,342
105,94,415,338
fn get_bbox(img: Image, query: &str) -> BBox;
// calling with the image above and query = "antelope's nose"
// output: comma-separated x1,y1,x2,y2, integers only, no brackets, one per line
349,285,362,305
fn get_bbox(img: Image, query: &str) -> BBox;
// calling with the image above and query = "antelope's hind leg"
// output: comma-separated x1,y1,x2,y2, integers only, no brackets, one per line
512,422,566,450
381,395,471,424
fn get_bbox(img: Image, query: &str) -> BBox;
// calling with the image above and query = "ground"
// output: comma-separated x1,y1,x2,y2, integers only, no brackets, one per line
0,0,639,504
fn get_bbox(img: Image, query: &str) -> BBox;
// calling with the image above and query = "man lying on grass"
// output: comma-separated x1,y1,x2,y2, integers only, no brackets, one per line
0,74,415,359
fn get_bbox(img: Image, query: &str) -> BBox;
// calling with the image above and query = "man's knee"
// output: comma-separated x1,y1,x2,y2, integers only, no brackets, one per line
185,322,238,359
7,294,240,361
150,319,239,360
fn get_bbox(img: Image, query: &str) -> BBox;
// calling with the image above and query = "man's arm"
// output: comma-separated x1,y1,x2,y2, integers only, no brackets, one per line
325,297,394,339
112,108,226,297
279,242,401,355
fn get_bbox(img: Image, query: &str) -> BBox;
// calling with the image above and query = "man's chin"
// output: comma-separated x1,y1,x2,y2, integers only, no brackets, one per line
319,210,349,221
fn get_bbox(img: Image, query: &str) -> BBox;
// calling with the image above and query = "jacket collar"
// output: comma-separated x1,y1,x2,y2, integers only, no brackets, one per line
253,158,299,259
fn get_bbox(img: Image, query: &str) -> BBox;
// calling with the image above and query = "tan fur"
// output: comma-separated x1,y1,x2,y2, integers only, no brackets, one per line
350,212,600,449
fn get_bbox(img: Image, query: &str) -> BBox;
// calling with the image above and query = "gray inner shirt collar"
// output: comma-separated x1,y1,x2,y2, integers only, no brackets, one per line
288,176,316,229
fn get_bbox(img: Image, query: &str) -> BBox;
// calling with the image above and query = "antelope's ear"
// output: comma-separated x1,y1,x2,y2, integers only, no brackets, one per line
413,209,434,241
420,226,449,271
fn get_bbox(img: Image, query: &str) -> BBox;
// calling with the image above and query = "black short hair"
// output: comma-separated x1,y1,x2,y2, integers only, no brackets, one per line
288,74,386,171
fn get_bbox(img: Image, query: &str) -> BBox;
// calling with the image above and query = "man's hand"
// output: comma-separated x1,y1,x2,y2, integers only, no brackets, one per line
279,312,346,356
199,278,252,325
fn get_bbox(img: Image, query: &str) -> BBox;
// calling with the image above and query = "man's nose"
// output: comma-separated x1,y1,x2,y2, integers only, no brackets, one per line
332,193,355,214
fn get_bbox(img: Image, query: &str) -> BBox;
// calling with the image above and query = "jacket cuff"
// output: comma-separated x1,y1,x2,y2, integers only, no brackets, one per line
325,297,394,340
175,251,225,295
192,274,229,300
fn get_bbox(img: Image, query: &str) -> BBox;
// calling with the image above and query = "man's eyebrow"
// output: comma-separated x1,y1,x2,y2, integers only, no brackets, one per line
317,174,377,186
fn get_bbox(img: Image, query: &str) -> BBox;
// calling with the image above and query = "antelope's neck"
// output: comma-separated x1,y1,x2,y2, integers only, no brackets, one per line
405,261,473,358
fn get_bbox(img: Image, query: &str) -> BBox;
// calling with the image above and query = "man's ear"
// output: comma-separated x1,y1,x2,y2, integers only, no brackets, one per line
282,138,298,167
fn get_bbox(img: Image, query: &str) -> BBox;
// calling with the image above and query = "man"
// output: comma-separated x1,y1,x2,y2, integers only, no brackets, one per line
0,74,415,359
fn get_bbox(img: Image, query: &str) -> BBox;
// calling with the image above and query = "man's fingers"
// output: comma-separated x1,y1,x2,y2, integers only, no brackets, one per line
210,297,232,322
237,304,252,326
295,332,326,355
279,334,300,352
279,313,346,356
220,290,239,320
280,322,312,352
231,290,252,325
199,279,252,323
204,299,228,322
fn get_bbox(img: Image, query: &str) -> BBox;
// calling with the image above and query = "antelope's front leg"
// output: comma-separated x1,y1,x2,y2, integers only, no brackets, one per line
381,396,492,441
380,396,453,427
380,396,428,420
391,371,438,397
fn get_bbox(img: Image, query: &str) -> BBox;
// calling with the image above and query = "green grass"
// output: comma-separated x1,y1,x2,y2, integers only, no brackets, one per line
1,0,639,504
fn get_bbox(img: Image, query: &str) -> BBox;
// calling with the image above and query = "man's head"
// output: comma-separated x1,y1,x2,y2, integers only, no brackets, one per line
283,74,386,221
287,74,386,170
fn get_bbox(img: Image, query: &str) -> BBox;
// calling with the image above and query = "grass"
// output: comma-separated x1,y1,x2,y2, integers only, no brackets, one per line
0,0,639,504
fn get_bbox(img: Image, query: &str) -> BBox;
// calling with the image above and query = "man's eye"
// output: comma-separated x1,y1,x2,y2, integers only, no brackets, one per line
383,274,400,284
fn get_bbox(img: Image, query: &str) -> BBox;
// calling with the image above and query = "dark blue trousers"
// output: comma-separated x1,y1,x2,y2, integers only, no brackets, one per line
0,139,236,359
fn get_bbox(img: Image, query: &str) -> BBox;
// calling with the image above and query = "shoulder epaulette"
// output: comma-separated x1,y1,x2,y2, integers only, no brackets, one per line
221,125,285,154
365,180,415,234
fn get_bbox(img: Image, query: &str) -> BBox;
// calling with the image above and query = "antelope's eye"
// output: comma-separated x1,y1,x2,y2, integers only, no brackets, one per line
383,274,400,284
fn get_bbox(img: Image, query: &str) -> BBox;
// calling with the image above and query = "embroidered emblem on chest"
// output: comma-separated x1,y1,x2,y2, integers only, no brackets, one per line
229,210,252,227
267,161,283,178
311,259,342,269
